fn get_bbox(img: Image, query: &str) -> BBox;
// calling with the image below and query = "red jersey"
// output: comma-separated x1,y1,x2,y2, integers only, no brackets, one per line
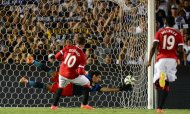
154,27,184,62
55,45,86,79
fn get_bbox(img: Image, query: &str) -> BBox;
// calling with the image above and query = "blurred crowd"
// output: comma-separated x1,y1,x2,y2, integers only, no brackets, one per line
156,0,190,65
0,0,148,66
1,0,190,66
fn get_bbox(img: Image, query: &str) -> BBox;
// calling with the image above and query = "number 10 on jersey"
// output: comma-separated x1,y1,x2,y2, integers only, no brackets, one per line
64,53,77,68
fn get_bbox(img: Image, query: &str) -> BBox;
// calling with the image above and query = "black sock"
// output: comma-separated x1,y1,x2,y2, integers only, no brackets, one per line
157,89,169,109
82,88,90,105
53,88,63,106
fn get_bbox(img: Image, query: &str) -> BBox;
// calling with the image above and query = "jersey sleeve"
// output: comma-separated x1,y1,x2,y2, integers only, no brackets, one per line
55,46,66,61
96,85,102,92
77,67,86,75
154,31,160,42
178,33,184,46
91,84,102,92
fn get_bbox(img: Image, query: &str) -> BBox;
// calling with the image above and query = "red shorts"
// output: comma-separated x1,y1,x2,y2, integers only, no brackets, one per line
50,83,73,96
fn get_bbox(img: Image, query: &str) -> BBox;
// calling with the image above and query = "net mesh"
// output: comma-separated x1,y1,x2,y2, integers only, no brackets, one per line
0,0,148,108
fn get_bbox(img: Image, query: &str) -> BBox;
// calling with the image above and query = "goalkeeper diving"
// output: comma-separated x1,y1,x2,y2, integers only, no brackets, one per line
19,55,133,109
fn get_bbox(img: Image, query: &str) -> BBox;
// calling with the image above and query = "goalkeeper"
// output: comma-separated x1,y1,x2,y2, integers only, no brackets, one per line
19,55,132,109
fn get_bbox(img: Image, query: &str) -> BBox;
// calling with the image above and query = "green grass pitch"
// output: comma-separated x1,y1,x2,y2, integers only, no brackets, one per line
0,108,190,114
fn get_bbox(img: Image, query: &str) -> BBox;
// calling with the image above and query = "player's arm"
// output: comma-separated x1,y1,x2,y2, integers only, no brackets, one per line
55,47,65,61
100,84,132,92
183,45,188,65
77,65,86,75
177,45,184,53
19,77,50,91
177,45,185,65
147,41,159,67
100,87,119,92
147,31,160,67
177,33,185,64
26,55,53,75
183,53,187,66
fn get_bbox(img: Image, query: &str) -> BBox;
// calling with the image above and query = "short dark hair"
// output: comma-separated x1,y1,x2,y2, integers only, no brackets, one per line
165,16,175,27
75,34,86,45
88,70,101,77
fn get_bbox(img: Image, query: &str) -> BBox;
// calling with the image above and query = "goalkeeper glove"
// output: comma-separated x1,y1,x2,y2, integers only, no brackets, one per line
119,84,133,91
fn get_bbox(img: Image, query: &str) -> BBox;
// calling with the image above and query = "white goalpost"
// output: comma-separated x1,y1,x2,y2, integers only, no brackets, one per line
147,0,155,109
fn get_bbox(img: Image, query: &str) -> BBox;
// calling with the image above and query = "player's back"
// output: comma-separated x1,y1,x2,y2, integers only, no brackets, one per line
59,45,86,79
155,27,184,61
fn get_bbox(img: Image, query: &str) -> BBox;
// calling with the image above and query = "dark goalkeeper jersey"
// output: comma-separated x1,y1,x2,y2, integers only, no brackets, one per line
73,75,102,96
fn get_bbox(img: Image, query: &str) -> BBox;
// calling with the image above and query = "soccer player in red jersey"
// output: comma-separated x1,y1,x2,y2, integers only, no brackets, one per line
51,35,91,110
147,16,184,113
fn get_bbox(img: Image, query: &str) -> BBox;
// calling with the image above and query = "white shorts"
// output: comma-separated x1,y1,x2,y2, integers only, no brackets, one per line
153,58,177,83
58,75,90,88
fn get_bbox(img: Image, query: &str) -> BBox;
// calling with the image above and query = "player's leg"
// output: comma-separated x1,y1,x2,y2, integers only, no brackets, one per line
155,80,169,113
80,87,94,110
51,75,69,110
159,71,166,88
165,58,177,82
156,58,177,112
153,59,167,89
71,75,91,88
153,59,167,112
71,75,94,110
158,58,177,89
50,82,74,96
154,58,177,112
158,81,169,110
72,85,84,96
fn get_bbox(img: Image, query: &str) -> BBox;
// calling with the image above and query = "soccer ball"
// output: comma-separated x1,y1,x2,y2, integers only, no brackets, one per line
124,75,136,85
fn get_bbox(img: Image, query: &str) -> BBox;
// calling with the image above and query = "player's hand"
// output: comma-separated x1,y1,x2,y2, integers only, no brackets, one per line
147,61,151,67
119,84,133,91
85,71,88,75
26,54,34,64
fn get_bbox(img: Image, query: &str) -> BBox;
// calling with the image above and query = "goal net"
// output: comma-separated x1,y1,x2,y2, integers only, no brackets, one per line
0,0,148,108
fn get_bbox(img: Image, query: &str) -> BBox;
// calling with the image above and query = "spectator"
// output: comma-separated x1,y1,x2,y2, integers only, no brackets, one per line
156,0,166,28
0,0,149,66
183,37,190,66
169,4,186,26
183,0,190,19
95,36,112,63
104,54,112,64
